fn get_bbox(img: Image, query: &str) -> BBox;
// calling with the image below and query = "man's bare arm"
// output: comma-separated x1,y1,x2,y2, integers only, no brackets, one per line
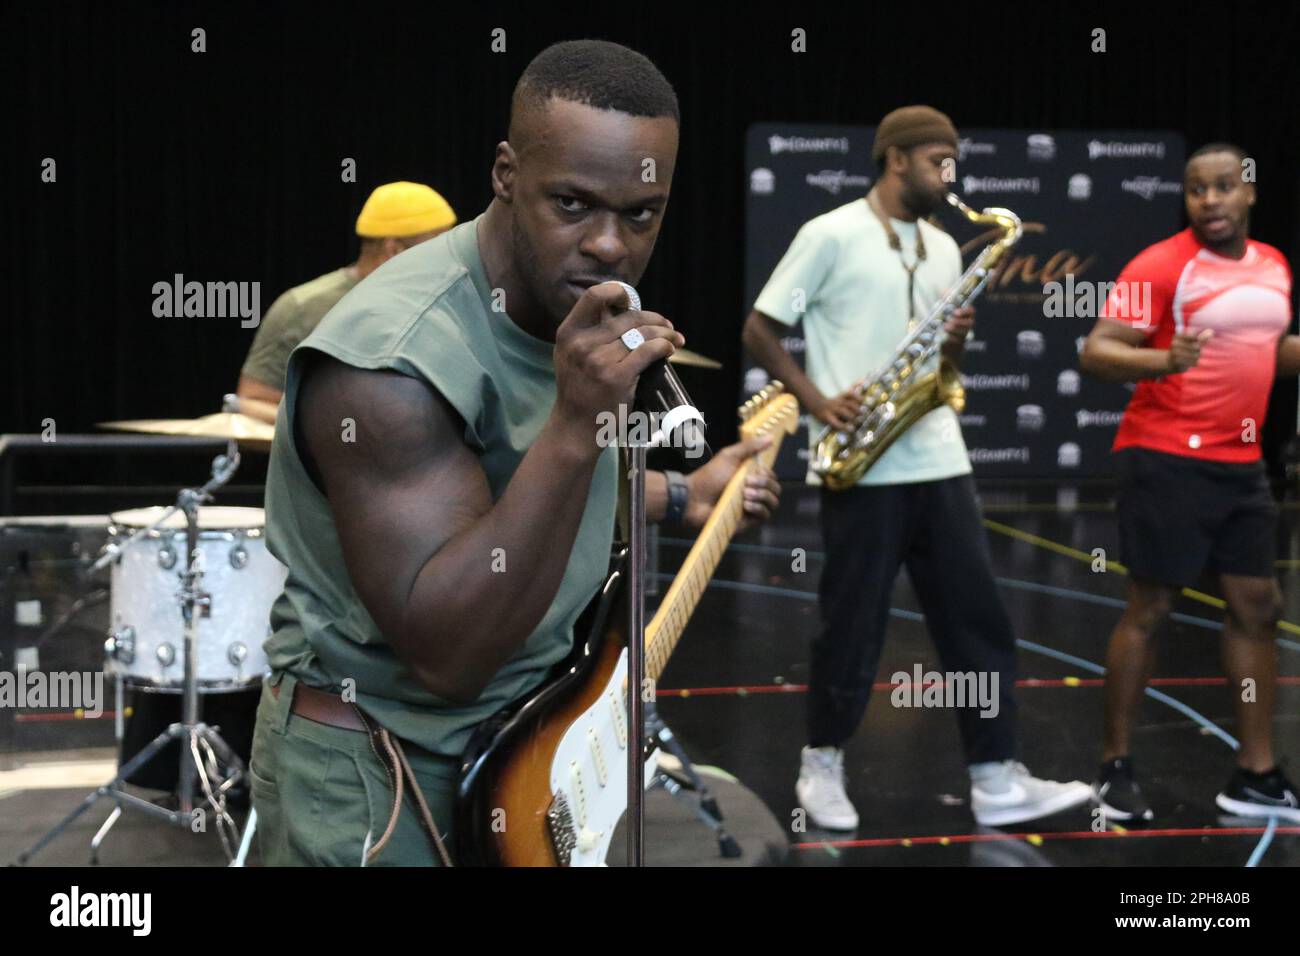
297,283,681,705
1277,335,1300,377
742,309,857,429
1080,319,1179,382
236,375,284,416
299,357,605,705
741,310,820,412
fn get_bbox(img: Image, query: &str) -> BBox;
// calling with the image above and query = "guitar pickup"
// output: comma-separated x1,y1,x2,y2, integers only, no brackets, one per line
609,690,627,749
587,727,608,786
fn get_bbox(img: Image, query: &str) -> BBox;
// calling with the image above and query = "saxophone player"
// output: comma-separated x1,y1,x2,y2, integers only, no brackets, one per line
742,105,1090,830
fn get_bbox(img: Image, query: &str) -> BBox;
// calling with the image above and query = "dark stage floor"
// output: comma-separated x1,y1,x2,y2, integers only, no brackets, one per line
651,482,1300,868
3,481,1298,867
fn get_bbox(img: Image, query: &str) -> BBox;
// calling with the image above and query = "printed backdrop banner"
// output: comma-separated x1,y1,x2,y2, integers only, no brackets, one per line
743,124,1186,480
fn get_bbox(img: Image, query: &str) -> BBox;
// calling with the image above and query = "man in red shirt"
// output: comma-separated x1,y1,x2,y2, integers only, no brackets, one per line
1081,142,1300,822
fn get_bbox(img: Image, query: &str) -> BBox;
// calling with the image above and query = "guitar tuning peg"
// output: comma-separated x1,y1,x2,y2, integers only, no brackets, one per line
770,381,785,396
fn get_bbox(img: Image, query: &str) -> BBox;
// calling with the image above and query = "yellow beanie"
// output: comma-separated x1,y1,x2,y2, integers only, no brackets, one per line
355,181,457,238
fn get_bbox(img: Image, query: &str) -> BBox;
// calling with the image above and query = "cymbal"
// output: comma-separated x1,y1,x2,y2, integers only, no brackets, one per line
97,413,275,450
668,347,722,370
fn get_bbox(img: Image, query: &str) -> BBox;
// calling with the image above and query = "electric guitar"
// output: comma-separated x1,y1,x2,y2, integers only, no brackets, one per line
454,383,798,865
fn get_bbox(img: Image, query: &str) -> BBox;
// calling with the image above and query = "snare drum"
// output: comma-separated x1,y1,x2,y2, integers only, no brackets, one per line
104,506,285,691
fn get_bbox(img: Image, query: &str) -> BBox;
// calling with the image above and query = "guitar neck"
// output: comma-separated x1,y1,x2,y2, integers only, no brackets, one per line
643,449,776,682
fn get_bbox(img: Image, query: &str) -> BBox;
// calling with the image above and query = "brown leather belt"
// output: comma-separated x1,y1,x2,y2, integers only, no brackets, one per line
271,680,367,733
268,677,454,865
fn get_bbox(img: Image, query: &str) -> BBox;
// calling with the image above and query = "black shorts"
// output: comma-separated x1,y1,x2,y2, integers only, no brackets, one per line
1114,447,1278,587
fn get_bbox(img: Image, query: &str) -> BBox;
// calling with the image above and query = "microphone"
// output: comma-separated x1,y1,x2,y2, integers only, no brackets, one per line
614,282,711,460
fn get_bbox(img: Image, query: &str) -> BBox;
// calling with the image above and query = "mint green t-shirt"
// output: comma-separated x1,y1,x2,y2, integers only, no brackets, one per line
754,198,972,486
261,216,618,758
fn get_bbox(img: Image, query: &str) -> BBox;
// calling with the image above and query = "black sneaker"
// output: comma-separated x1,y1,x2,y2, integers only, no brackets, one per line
1215,766,1300,823
1093,756,1155,822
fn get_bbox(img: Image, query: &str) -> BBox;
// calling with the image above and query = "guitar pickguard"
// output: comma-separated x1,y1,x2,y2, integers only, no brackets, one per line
546,647,658,866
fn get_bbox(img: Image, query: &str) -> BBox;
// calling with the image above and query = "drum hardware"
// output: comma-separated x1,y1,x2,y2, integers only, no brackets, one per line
16,419,259,866
104,626,136,664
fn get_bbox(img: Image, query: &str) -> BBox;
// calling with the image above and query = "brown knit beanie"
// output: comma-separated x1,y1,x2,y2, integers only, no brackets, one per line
871,105,959,163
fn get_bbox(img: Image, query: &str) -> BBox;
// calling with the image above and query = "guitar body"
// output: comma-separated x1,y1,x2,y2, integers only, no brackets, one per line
454,385,798,866
455,550,646,866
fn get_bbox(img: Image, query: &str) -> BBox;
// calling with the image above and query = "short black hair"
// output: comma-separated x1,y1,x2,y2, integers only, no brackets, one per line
509,39,679,148
1187,141,1249,167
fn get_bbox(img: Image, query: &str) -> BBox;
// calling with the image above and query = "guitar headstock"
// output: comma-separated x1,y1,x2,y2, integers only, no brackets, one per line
738,381,800,466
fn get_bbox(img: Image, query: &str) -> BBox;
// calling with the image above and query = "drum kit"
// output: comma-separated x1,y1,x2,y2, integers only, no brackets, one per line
17,396,283,865
16,347,724,866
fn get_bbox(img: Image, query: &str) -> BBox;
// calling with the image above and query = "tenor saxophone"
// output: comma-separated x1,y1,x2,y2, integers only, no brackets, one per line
811,193,1023,490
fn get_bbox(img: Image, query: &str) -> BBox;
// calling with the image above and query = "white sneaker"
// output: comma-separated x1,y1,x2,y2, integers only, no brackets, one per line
796,745,859,830
970,761,1092,827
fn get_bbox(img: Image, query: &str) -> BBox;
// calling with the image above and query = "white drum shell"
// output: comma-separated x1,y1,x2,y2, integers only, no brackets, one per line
106,506,285,691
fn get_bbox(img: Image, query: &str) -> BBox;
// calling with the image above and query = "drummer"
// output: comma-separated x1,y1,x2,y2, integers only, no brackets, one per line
235,182,457,415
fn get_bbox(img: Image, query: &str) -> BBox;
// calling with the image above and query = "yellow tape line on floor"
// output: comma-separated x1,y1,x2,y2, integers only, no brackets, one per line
981,518,1300,638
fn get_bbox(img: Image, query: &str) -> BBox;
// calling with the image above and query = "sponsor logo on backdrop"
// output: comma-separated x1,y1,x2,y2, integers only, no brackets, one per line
1088,140,1167,160
961,373,1031,391
964,338,987,353
962,176,1041,195
1016,405,1046,432
959,414,987,427
1058,442,1082,468
970,448,1031,464
750,168,775,194
1017,330,1045,358
1058,369,1081,395
1068,173,1092,200
768,135,850,155
779,336,806,353
1076,409,1125,428
806,170,871,195
1027,134,1056,161
1122,176,1182,201
958,138,997,161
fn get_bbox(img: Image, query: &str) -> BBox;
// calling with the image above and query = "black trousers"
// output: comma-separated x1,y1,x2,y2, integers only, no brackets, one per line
809,474,1018,764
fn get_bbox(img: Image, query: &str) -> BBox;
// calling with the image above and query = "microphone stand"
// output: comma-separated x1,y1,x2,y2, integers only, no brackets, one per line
627,440,648,867
615,281,708,868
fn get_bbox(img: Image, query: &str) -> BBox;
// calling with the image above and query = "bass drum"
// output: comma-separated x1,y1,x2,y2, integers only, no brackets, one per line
104,506,285,691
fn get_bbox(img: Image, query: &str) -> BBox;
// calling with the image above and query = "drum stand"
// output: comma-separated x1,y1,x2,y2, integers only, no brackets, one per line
15,442,249,865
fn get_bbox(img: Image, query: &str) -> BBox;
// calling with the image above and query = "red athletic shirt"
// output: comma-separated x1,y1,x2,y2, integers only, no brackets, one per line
1101,228,1293,462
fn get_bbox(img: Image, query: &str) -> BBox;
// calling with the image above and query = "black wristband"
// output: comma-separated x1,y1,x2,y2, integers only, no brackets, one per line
663,470,688,526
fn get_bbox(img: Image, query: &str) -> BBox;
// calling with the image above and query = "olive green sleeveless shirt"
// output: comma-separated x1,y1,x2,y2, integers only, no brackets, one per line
261,215,618,758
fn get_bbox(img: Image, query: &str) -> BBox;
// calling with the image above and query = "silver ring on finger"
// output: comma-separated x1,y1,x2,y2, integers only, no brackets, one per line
621,328,645,351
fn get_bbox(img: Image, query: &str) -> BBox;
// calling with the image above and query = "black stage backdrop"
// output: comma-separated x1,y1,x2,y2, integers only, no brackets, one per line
5,1,1300,502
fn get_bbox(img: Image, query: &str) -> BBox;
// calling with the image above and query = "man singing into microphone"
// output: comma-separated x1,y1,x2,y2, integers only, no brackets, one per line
249,39,781,866
743,106,1090,831
1082,142,1300,822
